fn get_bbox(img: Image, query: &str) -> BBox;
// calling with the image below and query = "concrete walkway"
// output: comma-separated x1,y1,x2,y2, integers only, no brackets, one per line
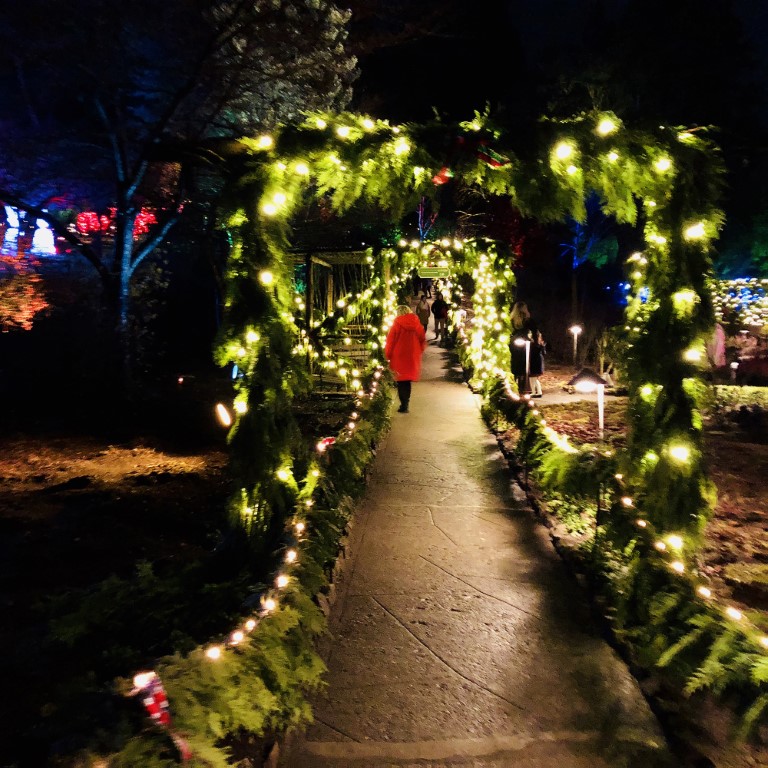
282,332,671,767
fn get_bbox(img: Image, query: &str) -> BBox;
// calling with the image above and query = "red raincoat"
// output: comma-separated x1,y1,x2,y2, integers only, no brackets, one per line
385,312,427,381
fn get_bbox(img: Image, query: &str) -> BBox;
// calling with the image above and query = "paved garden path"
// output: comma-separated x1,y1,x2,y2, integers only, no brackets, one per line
282,332,672,767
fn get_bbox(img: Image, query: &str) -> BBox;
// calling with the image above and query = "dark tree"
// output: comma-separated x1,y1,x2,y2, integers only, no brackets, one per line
0,0,357,379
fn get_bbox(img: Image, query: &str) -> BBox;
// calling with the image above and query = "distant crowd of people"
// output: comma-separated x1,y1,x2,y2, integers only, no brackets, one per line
384,289,548,415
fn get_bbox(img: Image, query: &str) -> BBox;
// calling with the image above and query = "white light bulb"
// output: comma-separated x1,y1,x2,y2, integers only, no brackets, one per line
597,118,616,136
669,445,690,462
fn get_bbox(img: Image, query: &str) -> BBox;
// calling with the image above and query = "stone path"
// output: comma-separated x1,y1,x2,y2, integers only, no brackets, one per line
281,329,672,767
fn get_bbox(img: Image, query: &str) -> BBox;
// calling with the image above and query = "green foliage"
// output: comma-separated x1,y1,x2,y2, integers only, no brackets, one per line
536,447,615,500
88,105,756,763
541,492,595,535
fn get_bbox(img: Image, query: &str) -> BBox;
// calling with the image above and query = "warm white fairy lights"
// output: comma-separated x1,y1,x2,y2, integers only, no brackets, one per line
177,355,389,672
215,403,233,427
597,118,617,136
455,270,768,657
629,512,768,652
135,240,394,701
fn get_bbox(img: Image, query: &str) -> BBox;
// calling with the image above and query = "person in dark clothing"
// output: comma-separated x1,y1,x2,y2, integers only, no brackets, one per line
509,301,537,394
431,293,449,342
529,330,546,397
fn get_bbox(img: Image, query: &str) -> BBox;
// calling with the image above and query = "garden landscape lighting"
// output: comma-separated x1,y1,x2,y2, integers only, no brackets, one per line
568,368,608,440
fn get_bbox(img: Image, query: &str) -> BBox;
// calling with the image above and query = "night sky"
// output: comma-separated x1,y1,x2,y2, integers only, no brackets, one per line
351,0,768,133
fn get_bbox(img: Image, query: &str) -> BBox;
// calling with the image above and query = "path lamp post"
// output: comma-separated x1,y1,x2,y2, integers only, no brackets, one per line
513,336,531,393
568,367,607,440
568,367,609,529
569,324,583,367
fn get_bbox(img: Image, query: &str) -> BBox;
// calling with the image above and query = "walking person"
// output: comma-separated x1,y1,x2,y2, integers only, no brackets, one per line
415,294,431,332
385,305,427,413
431,292,449,343
509,300,537,394
529,330,546,397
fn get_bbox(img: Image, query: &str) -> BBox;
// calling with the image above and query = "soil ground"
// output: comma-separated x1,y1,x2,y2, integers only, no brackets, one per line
0,430,230,766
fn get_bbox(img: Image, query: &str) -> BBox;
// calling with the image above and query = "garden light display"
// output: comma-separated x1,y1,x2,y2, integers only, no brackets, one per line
455,299,768,657
567,368,608,440
713,278,768,328
569,324,582,365
117,109,766,763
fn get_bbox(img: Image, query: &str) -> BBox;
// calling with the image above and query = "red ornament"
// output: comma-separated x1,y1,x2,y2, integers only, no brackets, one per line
131,671,192,761
75,211,100,234
137,673,171,727
432,166,454,186
476,141,510,168
316,436,336,453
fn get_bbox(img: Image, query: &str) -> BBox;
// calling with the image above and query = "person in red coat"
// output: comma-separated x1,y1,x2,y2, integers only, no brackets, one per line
385,305,427,413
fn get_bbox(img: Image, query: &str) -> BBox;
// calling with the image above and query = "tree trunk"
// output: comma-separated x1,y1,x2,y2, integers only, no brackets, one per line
114,202,138,390
571,267,578,324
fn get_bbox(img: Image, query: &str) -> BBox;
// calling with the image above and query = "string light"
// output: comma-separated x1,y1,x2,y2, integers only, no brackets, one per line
684,222,705,239
597,118,617,136
668,444,690,463
394,138,410,155
215,403,232,427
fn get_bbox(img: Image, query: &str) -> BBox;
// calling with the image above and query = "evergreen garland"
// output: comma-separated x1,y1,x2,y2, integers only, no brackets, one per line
86,106,761,761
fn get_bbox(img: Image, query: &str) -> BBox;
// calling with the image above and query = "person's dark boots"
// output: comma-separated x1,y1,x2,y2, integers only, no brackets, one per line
397,403,409,413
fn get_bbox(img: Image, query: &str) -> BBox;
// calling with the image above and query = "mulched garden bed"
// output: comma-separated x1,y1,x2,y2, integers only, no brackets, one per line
494,363,768,767
0,383,362,766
